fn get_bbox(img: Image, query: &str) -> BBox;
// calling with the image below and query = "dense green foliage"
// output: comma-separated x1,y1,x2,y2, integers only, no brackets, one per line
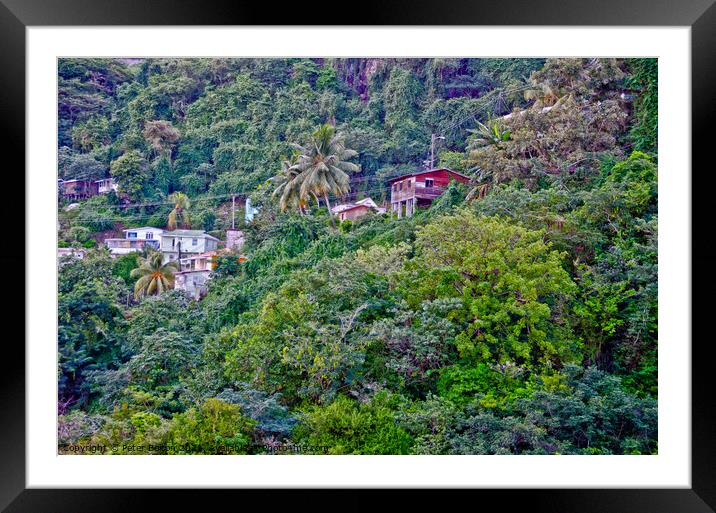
58,58,657,455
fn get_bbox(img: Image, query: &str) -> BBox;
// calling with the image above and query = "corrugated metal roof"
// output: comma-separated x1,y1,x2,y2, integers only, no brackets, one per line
386,168,471,184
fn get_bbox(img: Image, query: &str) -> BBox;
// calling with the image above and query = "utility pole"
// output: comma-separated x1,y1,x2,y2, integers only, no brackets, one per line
231,195,235,230
429,133,445,170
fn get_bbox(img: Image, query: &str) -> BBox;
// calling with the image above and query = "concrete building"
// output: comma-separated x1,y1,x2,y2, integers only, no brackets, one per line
175,251,217,300
105,227,163,256
388,168,470,218
160,230,220,264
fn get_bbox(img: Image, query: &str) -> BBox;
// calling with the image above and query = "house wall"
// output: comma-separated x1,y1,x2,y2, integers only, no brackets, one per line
339,205,370,222
62,180,98,199
105,239,159,255
161,236,218,263
389,170,469,218
174,270,211,300
97,179,118,194
225,230,245,251
124,228,164,248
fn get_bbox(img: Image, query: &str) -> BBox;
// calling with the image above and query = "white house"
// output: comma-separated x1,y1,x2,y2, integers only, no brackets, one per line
174,251,218,300
160,230,220,264
105,227,164,255
95,177,118,194
58,247,86,261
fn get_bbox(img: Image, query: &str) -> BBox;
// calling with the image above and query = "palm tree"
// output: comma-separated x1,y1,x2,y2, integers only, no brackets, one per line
289,124,360,227
467,118,511,151
465,166,493,204
272,156,308,214
130,251,180,300
167,192,191,230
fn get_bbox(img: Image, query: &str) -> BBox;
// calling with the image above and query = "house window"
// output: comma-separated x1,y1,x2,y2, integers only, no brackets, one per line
146,232,153,240
192,238,198,246
127,232,137,239
425,179,434,188
399,182,403,191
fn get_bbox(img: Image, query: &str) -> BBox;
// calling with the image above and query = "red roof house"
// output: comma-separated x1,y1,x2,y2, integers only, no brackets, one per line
387,168,470,218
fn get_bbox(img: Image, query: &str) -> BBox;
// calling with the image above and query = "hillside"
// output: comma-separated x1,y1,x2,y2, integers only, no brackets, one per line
57,57,659,455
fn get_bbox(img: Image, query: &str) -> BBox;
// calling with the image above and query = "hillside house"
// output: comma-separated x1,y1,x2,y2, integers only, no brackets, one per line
95,177,118,194
57,247,86,261
105,227,163,255
161,230,220,264
388,168,470,218
175,251,218,300
331,197,386,222
175,249,247,300
60,179,98,201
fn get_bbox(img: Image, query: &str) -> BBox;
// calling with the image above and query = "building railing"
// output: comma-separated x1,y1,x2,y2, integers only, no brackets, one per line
105,239,159,249
414,186,446,198
391,185,446,202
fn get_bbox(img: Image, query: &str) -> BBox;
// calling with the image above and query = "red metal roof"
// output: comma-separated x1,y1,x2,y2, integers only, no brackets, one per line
386,168,471,184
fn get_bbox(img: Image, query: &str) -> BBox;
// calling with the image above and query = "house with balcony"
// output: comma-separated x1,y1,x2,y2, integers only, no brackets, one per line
388,168,470,218
60,179,98,201
104,227,164,256
175,251,218,300
160,230,220,264
175,248,246,300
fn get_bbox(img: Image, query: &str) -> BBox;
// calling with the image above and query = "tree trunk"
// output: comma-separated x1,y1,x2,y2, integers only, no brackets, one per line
323,193,336,229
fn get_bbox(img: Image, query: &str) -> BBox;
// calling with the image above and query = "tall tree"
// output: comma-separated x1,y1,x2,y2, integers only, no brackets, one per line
130,251,180,299
143,120,180,157
290,124,359,227
272,156,307,214
167,192,192,230
110,150,149,200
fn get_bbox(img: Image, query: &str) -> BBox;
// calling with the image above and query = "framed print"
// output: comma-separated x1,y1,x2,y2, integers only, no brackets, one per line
3,0,715,511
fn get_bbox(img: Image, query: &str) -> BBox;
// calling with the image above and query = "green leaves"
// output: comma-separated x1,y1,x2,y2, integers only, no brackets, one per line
293,393,414,455
109,150,149,200
404,211,578,369
57,58,659,455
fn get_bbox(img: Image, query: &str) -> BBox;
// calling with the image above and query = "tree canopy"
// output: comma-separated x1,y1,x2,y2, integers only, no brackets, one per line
58,57,658,456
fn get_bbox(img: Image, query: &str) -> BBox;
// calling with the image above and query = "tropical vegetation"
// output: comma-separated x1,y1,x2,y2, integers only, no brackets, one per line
58,57,658,455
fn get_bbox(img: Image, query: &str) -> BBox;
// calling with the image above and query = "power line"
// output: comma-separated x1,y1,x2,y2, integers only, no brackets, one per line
63,174,409,212
65,180,444,223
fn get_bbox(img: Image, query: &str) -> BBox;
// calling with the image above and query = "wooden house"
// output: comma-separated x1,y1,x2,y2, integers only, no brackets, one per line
60,179,98,201
388,168,470,218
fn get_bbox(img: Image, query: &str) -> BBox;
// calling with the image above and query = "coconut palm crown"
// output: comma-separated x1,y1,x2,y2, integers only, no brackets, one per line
130,251,180,299
286,124,360,224
272,155,307,213
167,192,192,230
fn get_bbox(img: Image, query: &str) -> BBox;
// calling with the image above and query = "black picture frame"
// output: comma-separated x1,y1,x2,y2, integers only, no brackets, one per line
3,1,713,511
